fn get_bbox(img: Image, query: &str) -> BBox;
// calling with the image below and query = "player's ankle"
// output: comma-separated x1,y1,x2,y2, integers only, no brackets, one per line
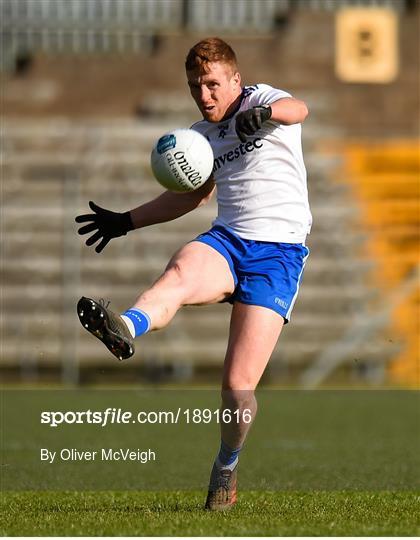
215,440,241,470
121,308,151,338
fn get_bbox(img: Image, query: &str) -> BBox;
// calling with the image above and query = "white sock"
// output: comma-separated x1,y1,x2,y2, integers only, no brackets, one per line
121,315,136,339
216,456,238,471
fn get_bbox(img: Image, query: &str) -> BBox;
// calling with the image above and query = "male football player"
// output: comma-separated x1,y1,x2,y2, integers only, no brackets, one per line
76,37,311,510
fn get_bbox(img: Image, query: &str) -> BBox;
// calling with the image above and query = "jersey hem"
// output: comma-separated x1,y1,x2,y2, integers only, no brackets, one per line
212,220,308,244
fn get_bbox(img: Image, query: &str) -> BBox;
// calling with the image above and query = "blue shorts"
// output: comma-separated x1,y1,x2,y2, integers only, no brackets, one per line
195,226,309,323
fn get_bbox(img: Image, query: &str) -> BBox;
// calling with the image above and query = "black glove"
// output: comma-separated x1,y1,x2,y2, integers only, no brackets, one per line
235,104,272,143
75,201,134,253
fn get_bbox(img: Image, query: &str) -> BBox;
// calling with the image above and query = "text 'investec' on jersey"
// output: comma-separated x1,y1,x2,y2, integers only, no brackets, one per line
212,138,263,173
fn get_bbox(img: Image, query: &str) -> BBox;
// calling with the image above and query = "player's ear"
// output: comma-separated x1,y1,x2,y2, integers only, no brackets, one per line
233,71,241,88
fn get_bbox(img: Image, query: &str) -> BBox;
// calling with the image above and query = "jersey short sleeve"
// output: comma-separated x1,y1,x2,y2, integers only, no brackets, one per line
246,84,292,108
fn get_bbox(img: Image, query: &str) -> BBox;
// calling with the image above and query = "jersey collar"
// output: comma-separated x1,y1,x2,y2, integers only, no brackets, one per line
219,88,245,123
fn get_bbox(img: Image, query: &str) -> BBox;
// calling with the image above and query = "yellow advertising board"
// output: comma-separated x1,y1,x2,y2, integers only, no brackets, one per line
335,8,399,83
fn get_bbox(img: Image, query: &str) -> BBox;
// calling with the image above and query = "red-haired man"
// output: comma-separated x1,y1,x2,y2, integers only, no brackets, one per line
76,37,311,510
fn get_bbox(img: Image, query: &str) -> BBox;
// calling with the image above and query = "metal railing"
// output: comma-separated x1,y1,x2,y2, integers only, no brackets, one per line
1,0,182,58
1,0,182,28
1,0,409,59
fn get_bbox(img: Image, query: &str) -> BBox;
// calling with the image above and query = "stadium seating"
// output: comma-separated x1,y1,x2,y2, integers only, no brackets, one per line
2,115,402,385
336,142,419,386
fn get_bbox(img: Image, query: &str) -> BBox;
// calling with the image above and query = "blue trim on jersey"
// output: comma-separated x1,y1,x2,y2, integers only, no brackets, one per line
194,226,309,322
242,85,258,98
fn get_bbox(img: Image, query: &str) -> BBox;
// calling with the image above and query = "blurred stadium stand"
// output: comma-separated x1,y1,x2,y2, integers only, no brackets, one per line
1,0,419,387
0,0,411,62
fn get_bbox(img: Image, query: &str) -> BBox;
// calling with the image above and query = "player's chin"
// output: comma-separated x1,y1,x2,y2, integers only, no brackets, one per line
201,107,219,122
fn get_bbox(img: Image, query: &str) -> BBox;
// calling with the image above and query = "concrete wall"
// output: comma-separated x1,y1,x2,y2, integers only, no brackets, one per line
2,11,419,137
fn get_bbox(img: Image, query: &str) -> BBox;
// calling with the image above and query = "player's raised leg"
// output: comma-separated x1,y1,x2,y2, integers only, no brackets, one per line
130,240,235,329
205,302,284,510
78,241,235,360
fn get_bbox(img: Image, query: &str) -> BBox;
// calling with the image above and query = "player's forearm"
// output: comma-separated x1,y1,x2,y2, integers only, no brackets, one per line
270,98,308,125
129,192,198,229
129,182,215,229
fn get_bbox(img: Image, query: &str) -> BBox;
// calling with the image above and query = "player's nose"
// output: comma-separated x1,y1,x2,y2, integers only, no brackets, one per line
199,85,211,102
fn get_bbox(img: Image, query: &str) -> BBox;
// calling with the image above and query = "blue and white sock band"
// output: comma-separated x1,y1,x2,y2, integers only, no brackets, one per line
121,308,151,338
217,439,242,469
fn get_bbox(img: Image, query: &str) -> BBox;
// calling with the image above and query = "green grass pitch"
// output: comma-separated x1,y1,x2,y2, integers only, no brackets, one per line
2,490,419,536
2,389,419,535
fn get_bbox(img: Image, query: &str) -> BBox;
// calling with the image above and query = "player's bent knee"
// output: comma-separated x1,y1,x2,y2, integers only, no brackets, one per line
162,260,184,283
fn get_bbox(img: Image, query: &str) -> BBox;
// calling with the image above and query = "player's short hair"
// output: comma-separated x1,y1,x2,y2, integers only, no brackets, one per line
185,37,238,74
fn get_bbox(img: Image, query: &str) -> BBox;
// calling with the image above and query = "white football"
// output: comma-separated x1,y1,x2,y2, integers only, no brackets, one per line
150,128,214,192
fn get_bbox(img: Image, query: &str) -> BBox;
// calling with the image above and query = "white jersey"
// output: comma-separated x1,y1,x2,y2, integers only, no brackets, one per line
191,84,312,243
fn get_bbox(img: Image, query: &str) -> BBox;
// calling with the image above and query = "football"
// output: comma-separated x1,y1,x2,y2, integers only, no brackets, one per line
150,128,214,192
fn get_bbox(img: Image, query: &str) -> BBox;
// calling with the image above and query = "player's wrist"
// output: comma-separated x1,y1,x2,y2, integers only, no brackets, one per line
121,211,135,233
257,104,272,121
